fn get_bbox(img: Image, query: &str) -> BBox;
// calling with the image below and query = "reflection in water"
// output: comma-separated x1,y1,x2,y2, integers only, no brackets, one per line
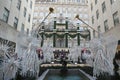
44,69,89,80
48,75,81,80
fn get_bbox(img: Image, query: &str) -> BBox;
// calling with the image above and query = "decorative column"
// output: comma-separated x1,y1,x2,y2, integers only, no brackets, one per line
88,30,91,40
41,26,44,47
53,17,56,47
77,27,80,46
65,18,68,47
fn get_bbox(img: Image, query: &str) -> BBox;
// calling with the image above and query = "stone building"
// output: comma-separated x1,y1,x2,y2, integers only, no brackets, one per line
88,0,120,39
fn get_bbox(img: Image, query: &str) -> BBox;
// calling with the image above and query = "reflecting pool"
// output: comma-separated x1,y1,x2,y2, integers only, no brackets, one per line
43,69,90,80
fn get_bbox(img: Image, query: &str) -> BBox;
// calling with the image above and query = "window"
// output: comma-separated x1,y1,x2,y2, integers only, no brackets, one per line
92,16,94,24
97,26,101,37
52,0,55,2
21,23,24,32
104,20,109,31
96,10,99,19
110,0,116,4
113,11,119,26
14,17,18,29
91,3,93,11
102,1,106,13
2,8,9,23
82,0,85,3
95,0,97,4
28,14,31,22
17,0,21,10
24,7,27,17
93,30,95,38
27,28,29,35
30,1,32,9
77,0,80,2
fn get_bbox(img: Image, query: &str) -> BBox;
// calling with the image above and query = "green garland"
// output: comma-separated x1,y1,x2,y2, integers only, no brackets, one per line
80,33,89,38
56,33,65,38
44,33,53,38
39,32,89,39
68,33,78,38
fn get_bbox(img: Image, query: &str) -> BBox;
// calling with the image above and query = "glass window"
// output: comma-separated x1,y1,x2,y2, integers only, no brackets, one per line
77,0,80,2
113,11,119,26
17,0,21,10
30,1,32,9
24,7,27,17
95,0,97,4
14,17,18,29
21,23,24,32
93,30,95,38
96,10,99,19
82,0,85,3
2,8,9,23
97,26,101,37
110,0,116,4
92,16,94,24
104,20,109,31
102,1,106,13
27,28,29,35
28,14,31,22
91,3,93,11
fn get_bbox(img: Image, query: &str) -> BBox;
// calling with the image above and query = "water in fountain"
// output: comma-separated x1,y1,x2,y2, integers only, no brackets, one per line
89,35,118,78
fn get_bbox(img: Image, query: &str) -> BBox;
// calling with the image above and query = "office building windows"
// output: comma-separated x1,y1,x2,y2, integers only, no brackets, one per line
96,10,99,19
30,1,32,9
110,0,116,4
24,7,27,17
17,0,21,10
2,8,9,23
91,3,93,11
21,23,24,32
14,17,18,29
97,26,101,37
28,14,31,22
27,28,29,35
93,30,95,38
113,11,119,26
102,1,106,13
95,0,97,4
104,20,109,31
92,16,94,24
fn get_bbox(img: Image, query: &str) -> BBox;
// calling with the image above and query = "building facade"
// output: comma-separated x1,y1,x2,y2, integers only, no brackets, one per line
33,0,90,49
33,0,89,27
88,0,120,39
0,0,35,34
33,0,90,62
0,0,35,79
